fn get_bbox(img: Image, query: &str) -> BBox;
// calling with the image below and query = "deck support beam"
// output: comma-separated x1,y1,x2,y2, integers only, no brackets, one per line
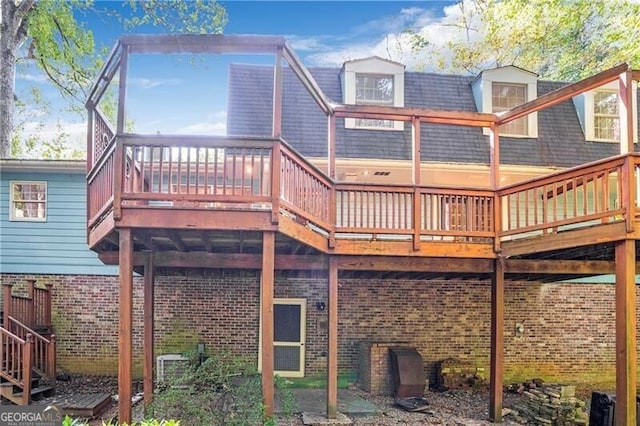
615,239,636,426
143,252,155,414
261,232,276,418
489,258,504,423
327,257,339,419
118,228,134,425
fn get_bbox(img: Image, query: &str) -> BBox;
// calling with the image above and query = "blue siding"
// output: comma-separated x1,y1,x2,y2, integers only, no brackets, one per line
0,169,118,275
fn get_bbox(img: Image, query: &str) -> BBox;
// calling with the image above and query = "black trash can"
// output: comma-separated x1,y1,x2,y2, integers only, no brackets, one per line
589,392,640,426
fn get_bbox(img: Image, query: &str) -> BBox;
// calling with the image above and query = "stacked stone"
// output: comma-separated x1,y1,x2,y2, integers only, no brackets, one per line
507,384,588,425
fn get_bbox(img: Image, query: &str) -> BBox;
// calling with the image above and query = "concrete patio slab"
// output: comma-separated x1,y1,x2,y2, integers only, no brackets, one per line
275,388,377,417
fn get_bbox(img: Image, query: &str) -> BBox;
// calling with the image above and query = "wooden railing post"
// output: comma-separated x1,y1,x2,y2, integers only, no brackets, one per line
48,334,57,382
27,280,35,329
22,333,33,406
2,283,12,329
44,283,53,331
271,142,281,224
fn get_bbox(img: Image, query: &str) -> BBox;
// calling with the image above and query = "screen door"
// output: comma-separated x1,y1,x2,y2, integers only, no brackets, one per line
273,299,306,377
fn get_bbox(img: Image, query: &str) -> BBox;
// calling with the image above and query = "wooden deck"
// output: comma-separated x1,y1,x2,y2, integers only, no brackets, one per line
84,34,640,425
45,393,111,418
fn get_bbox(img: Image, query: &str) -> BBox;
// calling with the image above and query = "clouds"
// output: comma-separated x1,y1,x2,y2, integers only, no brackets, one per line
129,77,183,89
177,111,227,136
297,2,476,71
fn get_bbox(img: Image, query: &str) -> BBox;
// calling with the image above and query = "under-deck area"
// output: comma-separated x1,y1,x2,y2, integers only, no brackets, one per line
86,34,640,424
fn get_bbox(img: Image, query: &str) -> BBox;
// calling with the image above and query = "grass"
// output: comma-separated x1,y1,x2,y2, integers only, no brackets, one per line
279,371,357,389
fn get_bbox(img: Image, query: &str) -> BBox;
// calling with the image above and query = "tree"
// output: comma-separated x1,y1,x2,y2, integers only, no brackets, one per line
412,0,640,80
0,0,227,159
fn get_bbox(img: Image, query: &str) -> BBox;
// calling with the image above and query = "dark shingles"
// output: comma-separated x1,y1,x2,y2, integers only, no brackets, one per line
228,64,640,167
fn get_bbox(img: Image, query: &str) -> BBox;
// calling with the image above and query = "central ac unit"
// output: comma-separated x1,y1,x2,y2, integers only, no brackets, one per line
156,354,190,383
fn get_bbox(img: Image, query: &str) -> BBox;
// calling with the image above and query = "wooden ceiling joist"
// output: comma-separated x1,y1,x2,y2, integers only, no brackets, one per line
120,34,287,55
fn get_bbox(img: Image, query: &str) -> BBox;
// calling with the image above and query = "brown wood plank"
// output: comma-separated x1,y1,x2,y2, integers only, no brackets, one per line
327,257,338,419
261,232,275,418
332,240,495,258
615,239,637,426
333,104,495,126
501,222,627,257
56,393,111,417
117,208,276,230
143,253,155,414
498,63,628,125
118,228,134,425
504,259,616,275
122,34,286,54
489,258,504,423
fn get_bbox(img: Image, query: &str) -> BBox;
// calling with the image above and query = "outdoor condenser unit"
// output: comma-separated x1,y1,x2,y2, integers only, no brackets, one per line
156,354,190,383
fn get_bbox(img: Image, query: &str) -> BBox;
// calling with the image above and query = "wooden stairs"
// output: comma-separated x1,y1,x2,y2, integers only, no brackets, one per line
1,280,56,405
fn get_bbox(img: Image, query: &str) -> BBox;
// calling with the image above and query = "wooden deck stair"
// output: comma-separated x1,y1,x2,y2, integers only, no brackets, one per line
1,281,56,405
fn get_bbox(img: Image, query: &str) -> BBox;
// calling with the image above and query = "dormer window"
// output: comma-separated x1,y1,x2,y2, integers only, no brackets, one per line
573,82,637,143
492,83,528,136
593,90,620,141
355,74,394,129
341,57,404,131
471,66,538,138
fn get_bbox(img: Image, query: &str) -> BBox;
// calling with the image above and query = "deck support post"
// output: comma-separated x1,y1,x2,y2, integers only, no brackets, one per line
118,228,134,425
615,239,636,426
327,256,339,419
2,282,12,329
143,252,155,414
489,258,504,423
261,232,276,418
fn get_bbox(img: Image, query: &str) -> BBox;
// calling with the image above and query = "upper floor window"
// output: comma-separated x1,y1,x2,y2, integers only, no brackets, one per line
10,181,47,221
492,83,528,136
355,74,394,129
471,65,538,138
573,83,637,143
341,57,405,131
593,90,620,141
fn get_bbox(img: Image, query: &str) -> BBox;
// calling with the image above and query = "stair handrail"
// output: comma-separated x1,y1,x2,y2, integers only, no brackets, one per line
2,281,53,332
0,327,33,405
8,316,56,382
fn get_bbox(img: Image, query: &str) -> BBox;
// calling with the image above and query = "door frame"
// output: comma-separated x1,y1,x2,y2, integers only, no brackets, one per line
258,298,307,378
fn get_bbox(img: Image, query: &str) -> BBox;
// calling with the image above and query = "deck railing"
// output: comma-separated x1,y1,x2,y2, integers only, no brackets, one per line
86,130,640,246
7,317,56,382
116,136,274,212
3,281,53,333
0,328,33,405
498,156,627,240
335,184,494,241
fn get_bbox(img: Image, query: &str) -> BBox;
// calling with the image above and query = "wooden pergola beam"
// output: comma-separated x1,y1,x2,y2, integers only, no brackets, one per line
121,34,287,55
333,104,496,127
497,63,629,125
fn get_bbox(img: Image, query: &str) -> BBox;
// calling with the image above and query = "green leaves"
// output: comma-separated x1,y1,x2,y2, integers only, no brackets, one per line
418,0,640,80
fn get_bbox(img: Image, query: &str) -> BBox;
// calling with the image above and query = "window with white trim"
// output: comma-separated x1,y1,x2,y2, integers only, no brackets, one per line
342,57,405,131
355,74,395,129
593,90,620,141
10,181,47,221
492,83,528,136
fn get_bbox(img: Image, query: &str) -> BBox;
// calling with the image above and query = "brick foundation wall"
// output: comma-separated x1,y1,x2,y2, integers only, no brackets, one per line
0,272,634,389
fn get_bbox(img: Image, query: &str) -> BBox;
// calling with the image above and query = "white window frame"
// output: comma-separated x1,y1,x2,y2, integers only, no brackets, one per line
583,82,638,143
342,57,404,131
10,181,47,222
474,66,538,138
492,82,529,137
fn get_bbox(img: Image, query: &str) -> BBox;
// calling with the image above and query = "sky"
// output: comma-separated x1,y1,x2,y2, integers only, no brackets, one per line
15,1,465,157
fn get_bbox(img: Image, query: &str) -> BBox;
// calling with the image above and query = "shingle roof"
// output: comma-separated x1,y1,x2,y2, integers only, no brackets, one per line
227,64,639,168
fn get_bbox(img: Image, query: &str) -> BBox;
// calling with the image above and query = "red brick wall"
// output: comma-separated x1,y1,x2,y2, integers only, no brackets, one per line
0,273,630,388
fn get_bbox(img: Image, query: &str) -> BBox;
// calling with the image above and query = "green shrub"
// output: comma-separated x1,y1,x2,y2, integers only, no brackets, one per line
151,351,294,425
61,416,180,426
